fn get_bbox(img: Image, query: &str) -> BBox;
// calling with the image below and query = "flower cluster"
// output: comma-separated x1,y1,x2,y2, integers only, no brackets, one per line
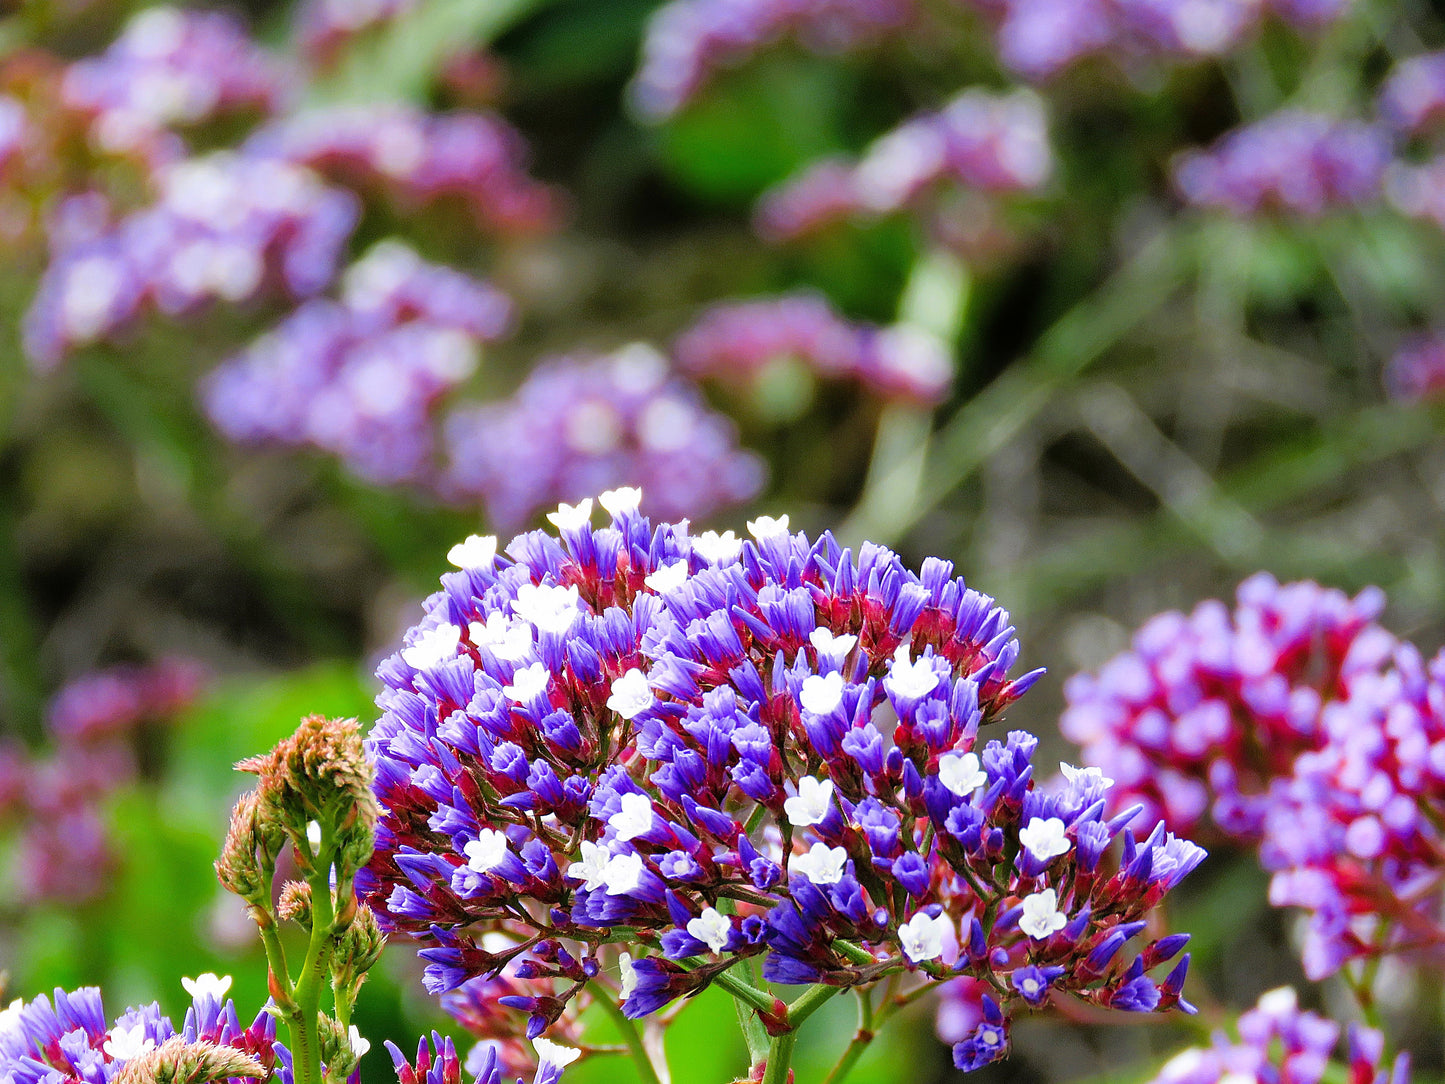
23,152,359,369
1379,51,1445,137
0,975,291,1084
1147,987,1409,1084
47,656,208,742
387,1032,576,1084
631,0,914,120
203,240,512,486
673,292,952,403
440,346,765,528
1061,573,1392,842
757,88,1050,241
361,495,1200,1071
1383,333,1445,402
246,105,560,236
1173,111,1390,216
296,0,423,64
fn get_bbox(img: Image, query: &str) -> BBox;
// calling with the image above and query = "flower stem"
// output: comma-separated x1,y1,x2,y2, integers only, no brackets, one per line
712,964,779,1016
822,990,876,1084
292,834,340,1084
587,982,666,1084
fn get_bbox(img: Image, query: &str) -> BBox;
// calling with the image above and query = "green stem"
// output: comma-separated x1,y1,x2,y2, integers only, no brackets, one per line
587,983,665,1084
822,990,876,1084
787,982,842,1029
731,958,771,1070
712,965,779,1016
292,840,340,1084
761,1031,797,1084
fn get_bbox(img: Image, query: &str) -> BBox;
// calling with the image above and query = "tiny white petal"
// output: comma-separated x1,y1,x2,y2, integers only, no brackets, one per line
512,583,582,635
401,623,462,670
790,843,848,885
608,792,655,842
599,487,643,515
643,560,689,593
884,642,940,700
546,498,594,532
464,829,512,873
607,668,655,720
746,514,790,540
1018,888,1067,940
809,628,858,662
783,776,834,827
619,952,640,1001
1060,762,1114,789
533,1037,582,1070
447,534,498,570
799,672,846,716
687,907,732,953
898,912,951,963
691,530,742,565
938,752,987,797
503,661,551,704
103,1022,156,1062
1018,817,1072,862
602,851,645,896
567,841,610,892
180,973,233,1000
348,1025,371,1058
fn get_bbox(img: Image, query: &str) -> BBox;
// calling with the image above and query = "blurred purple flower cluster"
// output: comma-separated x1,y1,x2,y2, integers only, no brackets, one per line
295,0,422,64
1384,334,1445,403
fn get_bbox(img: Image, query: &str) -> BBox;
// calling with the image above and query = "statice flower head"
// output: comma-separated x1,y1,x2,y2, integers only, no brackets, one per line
631,0,915,120
296,0,423,64
362,497,1199,1066
1173,111,1390,216
203,240,512,486
246,105,559,236
1260,644,1445,979
46,656,208,743
387,1032,578,1084
1148,987,1408,1084
0,977,286,1084
61,6,289,164
1062,573,1392,842
674,292,952,403
440,345,765,529
1383,333,1445,403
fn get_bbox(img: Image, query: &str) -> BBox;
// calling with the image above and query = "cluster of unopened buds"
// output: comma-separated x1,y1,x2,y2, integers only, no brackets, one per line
361,488,1202,1078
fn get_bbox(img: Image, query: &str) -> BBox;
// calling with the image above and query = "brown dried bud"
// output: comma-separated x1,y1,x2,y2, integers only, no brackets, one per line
278,880,313,925
112,1037,264,1084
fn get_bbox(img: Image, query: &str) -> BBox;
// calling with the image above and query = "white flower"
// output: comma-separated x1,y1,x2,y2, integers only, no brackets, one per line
181,972,233,1001
104,1022,156,1062
691,530,742,565
447,534,497,570
799,672,845,716
687,907,732,953
938,752,987,797
348,1025,370,1059
0,998,24,1044
533,1037,581,1071
401,623,462,670
511,583,582,635
1018,817,1071,862
1059,762,1114,789
567,841,610,891
790,843,848,885
644,560,689,593
503,662,551,704
883,643,940,700
599,487,643,515
602,851,646,896
746,514,790,540
619,952,640,1001
306,820,322,854
546,498,594,531
608,793,655,842
809,628,857,663
783,776,834,827
1018,888,1067,939
607,668,655,719
1257,986,1298,1014
469,612,532,663
898,912,952,963
464,829,513,873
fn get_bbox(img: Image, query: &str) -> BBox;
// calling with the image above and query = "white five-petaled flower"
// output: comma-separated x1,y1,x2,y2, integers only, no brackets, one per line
1018,817,1072,863
104,1022,156,1062
790,842,848,885
469,612,532,663
602,851,645,896
883,642,940,700
1018,888,1067,939
607,668,655,720
799,671,846,716
938,752,987,797
608,792,655,842
784,776,835,827
533,1038,581,1071
181,972,232,1001
746,514,790,540
687,907,732,953
464,829,513,872
619,952,640,1001
809,627,857,663
599,487,643,516
348,1025,370,1059
511,582,582,635
643,560,689,593
691,530,742,565
503,661,551,704
1060,762,1114,789
400,623,462,670
567,841,610,891
898,911,952,963
446,534,498,570
546,498,594,532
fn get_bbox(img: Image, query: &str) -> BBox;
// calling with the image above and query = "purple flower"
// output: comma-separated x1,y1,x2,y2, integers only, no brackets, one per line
1379,52,1445,136
46,657,207,742
1384,333,1445,403
295,0,423,63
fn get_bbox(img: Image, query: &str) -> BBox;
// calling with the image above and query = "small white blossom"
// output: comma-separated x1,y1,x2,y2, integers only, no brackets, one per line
511,583,582,635
784,776,835,827
533,1038,581,1071
790,843,848,885
1018,817,1072,862
619,952,640,1001
809,627,857,663
401,623,462,670
469,612,532,662
546,498,594,531
883,643,940,700
607,668,655,720
104,1022,156,1062
503,661,551,704
348,1025,370,1059
0,998,24,1044
687,907,732,953
1257,987,1298,1014
567,841,610,891
1060,762,1114,789
938,752,987,797
181,973,232,1001
644,560,689,593
306,820,322,854
602,851,645,896
691,530,742,565
799,672,845,716
898,912,952,963
1018,888,1067,939
608,792,655,842
599,487,643,515
447,534,497,570
464,830,513,873
746,514,790,540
